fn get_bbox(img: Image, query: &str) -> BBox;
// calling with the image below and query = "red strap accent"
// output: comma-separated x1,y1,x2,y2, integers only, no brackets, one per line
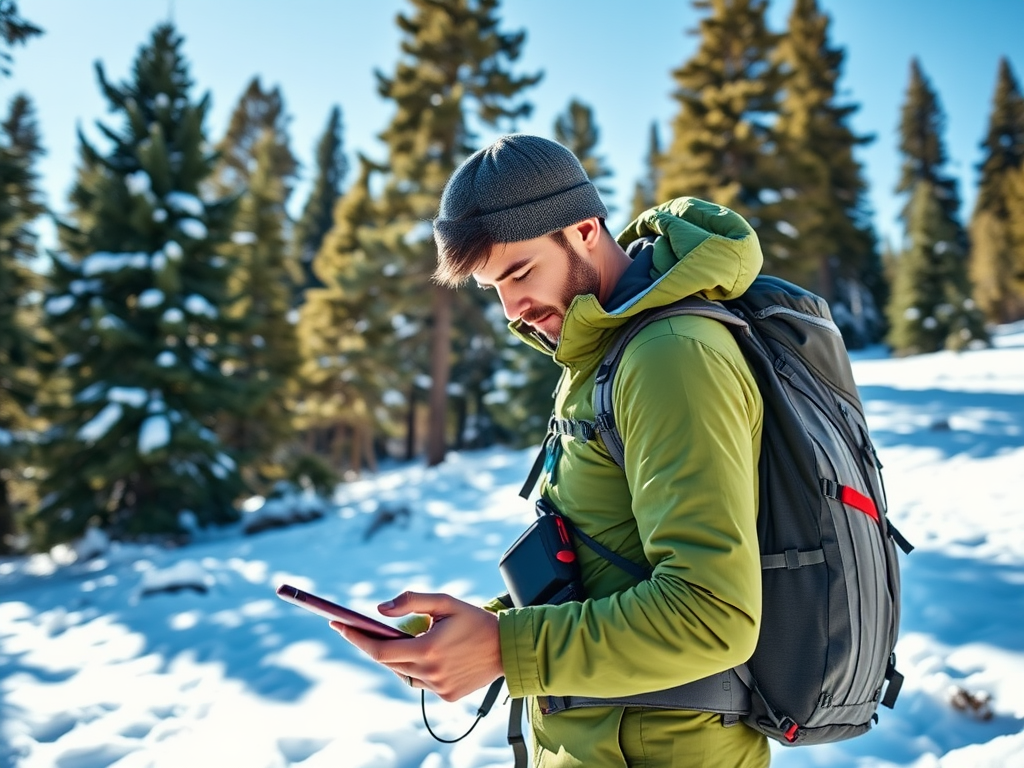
555,517,571,544
840,485,879,522
554,517,576,561
784,722,800,742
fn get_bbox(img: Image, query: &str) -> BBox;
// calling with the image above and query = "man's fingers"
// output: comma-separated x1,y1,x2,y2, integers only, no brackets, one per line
332,597,503,702
334,623,426,687
395,670,420,689
331,622,410,664
379,591,461,618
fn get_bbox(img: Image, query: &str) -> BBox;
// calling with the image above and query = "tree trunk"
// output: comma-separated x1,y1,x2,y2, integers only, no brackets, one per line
453,392,467,451
818,253,837,304
426,283,453,467
405,382,417,461
0,479,14,555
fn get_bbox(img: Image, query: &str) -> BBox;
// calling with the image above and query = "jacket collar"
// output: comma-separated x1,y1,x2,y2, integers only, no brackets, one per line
510,197,763,369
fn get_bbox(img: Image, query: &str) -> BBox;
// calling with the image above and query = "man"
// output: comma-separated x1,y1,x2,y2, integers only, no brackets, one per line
337,134,768,767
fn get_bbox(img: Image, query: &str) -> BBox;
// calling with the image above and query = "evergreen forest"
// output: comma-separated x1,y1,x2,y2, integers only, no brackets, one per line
1,0,1022,551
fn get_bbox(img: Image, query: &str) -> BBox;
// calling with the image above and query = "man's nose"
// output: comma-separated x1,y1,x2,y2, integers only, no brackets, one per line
496,288,524,322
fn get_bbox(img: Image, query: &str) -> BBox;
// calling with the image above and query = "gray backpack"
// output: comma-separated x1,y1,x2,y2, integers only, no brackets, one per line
544,274,914,746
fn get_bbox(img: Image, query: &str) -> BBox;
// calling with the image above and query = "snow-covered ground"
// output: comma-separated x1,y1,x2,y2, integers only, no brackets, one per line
2,324,1023,768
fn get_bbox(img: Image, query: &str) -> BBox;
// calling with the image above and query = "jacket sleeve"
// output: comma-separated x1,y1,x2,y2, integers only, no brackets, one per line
497,321,763,699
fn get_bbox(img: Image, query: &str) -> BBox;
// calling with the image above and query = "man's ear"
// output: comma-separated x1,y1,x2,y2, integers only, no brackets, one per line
571,217,604,252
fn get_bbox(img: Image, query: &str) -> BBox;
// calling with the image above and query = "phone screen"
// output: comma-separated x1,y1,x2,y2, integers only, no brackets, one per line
276,584,411,640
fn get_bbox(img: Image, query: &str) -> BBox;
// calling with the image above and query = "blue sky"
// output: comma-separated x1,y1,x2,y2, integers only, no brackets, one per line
3,0,1023,247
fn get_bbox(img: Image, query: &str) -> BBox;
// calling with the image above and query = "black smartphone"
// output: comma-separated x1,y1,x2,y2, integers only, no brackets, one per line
276,583,411,640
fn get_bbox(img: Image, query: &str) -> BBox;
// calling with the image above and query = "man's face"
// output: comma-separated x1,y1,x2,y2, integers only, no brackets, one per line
472,231,601,345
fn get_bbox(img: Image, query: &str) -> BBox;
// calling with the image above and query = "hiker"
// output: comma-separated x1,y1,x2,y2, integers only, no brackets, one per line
336,133,768,767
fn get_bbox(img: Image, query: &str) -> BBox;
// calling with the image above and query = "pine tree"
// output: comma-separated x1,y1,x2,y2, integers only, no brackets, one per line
210,76,298,200
888,60,988,356
365,0,540,466
969,58,1024,323
887,182,984,354
209,78,303,491
217,129,302,492
34,23,246,547
0,0,42,77
553,98,614,207
896,59,963,231
658,0,791,272
774,0,882,345
295,155,388,474
0,93,45,552
487,330,559,447
292,106,347,298
629,122,662,220
1007,164,1024,281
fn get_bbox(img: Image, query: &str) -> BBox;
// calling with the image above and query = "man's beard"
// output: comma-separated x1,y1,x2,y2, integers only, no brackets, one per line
523,240,600,345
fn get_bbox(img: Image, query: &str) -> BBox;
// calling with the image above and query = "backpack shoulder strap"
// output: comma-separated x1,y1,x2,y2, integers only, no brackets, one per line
595,296,749,469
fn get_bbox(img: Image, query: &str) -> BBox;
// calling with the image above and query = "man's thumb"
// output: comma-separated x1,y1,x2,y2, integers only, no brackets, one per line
379,590,453,618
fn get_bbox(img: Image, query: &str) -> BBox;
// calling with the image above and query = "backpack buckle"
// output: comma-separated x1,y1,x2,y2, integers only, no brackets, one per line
594,411,615,434
570,420,595,444
781,718,800,743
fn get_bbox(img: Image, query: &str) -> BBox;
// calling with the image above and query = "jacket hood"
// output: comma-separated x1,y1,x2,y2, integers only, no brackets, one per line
511,197,763,368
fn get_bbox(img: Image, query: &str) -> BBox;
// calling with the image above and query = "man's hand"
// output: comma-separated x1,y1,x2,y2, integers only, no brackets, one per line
332,591,503,702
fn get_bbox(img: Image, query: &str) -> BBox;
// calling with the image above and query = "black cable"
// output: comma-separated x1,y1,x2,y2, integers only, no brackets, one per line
421,677,505,744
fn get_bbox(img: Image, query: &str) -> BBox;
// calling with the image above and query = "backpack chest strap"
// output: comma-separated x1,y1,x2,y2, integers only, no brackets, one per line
547,415,598,444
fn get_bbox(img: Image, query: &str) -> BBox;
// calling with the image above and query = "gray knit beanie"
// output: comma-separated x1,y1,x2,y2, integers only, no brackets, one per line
433,134,608,255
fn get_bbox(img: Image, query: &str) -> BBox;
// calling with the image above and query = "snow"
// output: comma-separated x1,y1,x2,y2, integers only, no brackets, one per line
70,278,102,295
74,382,105,403
776,220,799,238
392,313,419,339
382,388,405,407
97,315,126,331
165,192,204,218
184,294,217,318
2,326,1024,767
81,252,149,276
43,294,74,315
139,560,214,596
137,288,164,308
107,388,148,408
176,218,208,240
138,415,171,455
75,402,123,443
124,171,151,196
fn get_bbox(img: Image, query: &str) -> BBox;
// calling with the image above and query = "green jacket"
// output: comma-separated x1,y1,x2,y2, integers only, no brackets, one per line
496,198,769,767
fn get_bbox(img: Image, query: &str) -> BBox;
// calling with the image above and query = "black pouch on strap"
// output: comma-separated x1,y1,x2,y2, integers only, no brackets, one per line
499,498,584,609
